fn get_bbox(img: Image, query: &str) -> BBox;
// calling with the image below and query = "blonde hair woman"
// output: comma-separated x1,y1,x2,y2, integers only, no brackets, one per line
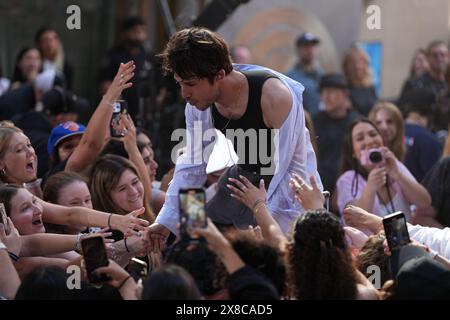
369,102,406,162
343,46,378,116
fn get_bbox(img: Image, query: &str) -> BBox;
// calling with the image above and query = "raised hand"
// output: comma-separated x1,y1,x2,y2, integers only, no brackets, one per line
103,61,136,104
380,147,400,180
191,218,230,253
227,175,267,212
120,114,137,150
366,167,387,192
147,223,170,253
0,218,22,256
289,174,324,210
116,207,150,237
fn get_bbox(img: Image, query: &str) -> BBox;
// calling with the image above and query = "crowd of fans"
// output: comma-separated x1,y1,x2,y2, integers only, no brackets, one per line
1,16,450,301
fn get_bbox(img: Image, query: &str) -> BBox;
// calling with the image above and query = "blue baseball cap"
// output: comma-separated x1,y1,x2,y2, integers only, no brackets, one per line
47,121,86,155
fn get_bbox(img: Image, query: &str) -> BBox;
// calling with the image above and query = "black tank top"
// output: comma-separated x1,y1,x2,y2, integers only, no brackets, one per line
211,70,277,178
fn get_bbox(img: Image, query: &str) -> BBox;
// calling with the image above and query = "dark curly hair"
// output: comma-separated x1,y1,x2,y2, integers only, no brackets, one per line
224,230,287,297
287,210,358,299
160,27,233,83
164,241,225,297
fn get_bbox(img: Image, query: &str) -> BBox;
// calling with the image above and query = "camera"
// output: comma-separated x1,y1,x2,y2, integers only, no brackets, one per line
360,148,385,167
179,188,207,242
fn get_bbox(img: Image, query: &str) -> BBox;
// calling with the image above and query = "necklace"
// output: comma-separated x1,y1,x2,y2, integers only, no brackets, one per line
212,76,244,131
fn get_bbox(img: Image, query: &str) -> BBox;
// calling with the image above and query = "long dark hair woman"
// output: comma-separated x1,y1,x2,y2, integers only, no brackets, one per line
336,119,430,221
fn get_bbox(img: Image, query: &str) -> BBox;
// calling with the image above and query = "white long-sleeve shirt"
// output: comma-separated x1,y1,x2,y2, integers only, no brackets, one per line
409,224,450,259
155,64,322,235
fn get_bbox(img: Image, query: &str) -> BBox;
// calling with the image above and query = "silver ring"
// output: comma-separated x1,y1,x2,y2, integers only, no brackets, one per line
295,186,301,194
120,74,124,78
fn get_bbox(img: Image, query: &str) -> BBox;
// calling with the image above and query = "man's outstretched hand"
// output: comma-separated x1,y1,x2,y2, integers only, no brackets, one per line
147,223,170,252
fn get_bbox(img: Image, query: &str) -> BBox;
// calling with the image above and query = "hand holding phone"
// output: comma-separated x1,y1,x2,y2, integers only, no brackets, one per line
81,235,111,284
127,257,148,282
0,203,10,235
110,100,128,137
179,188,207,241
383,211,410,252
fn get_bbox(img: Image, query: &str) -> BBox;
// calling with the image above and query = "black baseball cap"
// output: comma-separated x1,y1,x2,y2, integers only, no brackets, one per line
390,245,450,299
319,73,348,92
296,32,320,47
42,86,89,117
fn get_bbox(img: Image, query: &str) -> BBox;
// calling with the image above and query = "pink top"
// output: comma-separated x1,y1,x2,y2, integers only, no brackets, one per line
336,161,416,222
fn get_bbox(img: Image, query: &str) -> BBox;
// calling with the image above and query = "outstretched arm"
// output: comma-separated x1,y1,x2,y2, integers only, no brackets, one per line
0,240,21,299
121,114,154,222
148,105,209,252
228,176,286,252
66,61,135,173
383,148,431,208
39,200,149,237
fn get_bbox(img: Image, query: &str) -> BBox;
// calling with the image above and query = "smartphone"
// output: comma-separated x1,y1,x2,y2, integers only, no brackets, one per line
0,203,9,235
110,100,128,137
179,188,207,241
127,258,148,282
383,211,410,251
81,235,111,284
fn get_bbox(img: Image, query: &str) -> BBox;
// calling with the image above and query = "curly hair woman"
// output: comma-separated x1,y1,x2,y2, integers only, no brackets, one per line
226,175,379,299
287,210,377,299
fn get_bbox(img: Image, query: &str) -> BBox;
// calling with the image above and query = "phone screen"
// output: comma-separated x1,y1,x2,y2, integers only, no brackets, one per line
81,236,111,284
110,100,128,137
127,258,148,282
179,188,206,240
383,212,410,251
0,203,9,235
